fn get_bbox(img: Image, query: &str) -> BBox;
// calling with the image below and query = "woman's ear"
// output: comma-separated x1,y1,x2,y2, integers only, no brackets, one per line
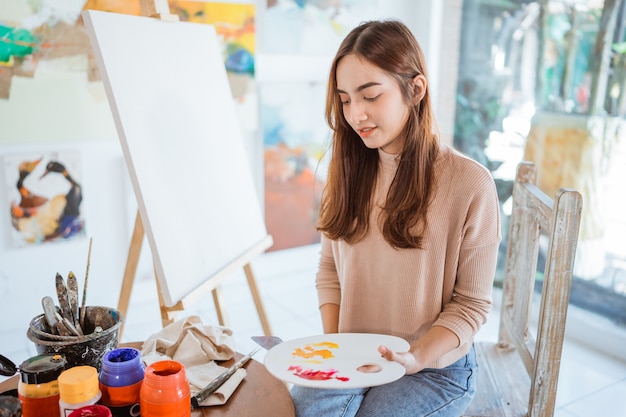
412,74,427,105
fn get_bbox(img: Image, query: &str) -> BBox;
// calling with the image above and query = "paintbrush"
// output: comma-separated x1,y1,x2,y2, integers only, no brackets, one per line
66,271,83,335
55,273,74,326
79,237,93,330
41,296,60,335
54,311,81,336
190,346,260,409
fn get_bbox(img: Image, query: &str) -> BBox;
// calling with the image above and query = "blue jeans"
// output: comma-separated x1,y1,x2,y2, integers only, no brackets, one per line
290,345,477,417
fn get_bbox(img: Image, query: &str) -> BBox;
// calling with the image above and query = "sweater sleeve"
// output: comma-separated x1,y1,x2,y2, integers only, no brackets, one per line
433,167,502,346
315,234,342,308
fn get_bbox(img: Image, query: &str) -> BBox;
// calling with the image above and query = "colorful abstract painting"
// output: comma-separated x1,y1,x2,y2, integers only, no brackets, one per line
261,81,329,251
4,150,85,247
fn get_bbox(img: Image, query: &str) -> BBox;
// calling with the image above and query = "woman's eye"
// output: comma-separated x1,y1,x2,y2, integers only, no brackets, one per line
364,94,381,102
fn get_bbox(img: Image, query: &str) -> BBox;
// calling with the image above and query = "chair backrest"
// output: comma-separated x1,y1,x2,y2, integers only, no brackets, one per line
498,161,583,416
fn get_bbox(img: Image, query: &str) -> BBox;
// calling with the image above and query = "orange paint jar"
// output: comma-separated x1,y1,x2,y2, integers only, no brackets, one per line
139,360,190,417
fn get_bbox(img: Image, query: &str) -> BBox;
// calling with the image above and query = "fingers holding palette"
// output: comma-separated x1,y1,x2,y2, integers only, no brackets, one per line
263,333,410,388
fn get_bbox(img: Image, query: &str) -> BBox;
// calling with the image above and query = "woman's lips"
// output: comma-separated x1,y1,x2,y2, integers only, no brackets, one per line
358,126,377,138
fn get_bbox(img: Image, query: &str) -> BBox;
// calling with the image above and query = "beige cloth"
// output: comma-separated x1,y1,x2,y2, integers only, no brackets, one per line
141,315,246,406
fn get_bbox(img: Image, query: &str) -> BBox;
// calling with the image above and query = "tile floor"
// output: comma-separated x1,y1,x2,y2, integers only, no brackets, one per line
5,243,626,416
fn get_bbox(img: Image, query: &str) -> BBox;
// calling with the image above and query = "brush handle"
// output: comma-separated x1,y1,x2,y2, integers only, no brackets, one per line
80,237,93,330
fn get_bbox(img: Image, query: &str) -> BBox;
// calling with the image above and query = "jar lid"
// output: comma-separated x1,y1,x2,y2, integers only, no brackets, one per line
0,354,17,377
58,366,100,403
68,405,112,417
19,354,67,384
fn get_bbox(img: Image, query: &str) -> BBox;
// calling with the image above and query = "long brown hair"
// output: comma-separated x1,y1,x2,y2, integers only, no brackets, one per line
317,20,440,249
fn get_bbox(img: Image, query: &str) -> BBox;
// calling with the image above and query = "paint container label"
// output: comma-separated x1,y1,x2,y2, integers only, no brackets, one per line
100,380,142,417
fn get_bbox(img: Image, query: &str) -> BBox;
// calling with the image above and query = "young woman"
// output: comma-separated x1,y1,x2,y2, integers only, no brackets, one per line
290,20,501,417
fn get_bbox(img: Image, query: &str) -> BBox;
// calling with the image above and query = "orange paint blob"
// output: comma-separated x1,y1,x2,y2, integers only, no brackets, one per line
291,341,340,360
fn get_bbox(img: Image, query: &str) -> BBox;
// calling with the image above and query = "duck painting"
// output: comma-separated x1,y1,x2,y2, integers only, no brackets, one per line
7,154,85,245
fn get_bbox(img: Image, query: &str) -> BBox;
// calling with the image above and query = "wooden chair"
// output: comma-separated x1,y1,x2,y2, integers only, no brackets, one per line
463,161,583,417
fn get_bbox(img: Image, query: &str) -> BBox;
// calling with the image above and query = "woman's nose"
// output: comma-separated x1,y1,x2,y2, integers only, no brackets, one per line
349,102,367,124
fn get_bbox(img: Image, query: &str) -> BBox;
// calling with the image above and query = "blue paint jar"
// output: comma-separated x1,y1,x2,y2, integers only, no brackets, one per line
98,348,145,417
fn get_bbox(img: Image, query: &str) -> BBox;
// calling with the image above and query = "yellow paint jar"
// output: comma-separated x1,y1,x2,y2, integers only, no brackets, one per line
58,366,102,417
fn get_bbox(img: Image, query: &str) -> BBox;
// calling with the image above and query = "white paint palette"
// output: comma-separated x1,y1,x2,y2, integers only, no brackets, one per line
264,333,410,388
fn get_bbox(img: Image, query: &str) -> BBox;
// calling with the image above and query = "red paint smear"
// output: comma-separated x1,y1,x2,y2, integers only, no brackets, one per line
288,365,349,382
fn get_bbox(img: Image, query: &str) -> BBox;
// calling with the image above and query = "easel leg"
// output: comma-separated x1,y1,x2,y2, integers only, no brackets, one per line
155,273,184,327
117,211,145,340
211,285,229,327
244,263,272,336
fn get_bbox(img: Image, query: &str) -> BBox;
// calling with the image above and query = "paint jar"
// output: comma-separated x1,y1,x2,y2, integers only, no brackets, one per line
139,360,190,417
68,405,112,417
17,354,67,417
58,366,102,417
98,348,144,417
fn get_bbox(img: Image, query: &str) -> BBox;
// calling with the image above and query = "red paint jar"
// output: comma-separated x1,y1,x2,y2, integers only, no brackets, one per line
68,405,112,417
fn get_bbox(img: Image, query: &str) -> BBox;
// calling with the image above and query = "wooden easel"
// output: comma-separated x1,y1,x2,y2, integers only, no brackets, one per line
112,0,274,339
138,0,179,21
117,211,273,339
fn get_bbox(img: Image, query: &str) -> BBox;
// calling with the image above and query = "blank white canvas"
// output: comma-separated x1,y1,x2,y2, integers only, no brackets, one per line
83,10,269,306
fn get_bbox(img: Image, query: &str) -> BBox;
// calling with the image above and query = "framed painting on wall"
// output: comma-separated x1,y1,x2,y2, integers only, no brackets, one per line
260,80,329,251
3,150,85,248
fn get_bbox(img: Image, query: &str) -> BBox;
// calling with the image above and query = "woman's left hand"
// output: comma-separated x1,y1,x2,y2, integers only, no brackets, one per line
378,345,423,375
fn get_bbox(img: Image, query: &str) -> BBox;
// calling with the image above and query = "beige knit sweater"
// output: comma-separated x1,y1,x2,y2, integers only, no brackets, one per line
316,144,501,368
